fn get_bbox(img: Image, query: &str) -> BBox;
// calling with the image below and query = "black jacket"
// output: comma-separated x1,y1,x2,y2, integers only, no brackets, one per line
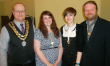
80,17,110,66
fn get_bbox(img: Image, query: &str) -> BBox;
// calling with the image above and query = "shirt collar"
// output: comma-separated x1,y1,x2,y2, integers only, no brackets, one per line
13,20,25,27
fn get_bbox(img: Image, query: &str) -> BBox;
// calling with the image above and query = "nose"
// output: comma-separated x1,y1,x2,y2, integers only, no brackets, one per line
47,18,51,21
88,10,91,13
18,11,22,15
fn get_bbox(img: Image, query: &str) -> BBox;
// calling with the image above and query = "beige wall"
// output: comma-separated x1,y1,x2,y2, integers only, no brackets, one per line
0,1,4,30
34,0,101,28
93,0,101,16
4,0,35,18
1,0,109,30
100,0,110,21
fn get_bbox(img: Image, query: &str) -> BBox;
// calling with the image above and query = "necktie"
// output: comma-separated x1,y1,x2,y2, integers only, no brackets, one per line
20,24,24,34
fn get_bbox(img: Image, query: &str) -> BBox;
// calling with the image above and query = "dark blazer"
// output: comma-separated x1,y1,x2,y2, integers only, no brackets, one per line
80,17,110,66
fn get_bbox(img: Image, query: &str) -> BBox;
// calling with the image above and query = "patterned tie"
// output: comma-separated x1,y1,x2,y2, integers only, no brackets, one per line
20,24,24,34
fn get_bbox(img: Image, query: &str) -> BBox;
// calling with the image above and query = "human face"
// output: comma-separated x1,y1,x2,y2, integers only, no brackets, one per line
65,13,76,24
12,4,26,23
84,3,98,21
43,15,52,27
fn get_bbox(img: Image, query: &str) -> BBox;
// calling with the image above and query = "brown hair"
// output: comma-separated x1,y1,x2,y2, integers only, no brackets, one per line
84,1,98,10
39,11,59,39
63,7,77,17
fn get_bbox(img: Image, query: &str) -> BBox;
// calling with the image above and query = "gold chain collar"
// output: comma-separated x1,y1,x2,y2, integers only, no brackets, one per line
8,20,29,41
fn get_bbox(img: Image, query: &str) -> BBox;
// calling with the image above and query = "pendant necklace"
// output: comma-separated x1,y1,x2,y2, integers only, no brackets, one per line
8,20,29,47
65,26,76,44
87,24,95,37
65,27,70,44
49,33,54,49
87,19,96,38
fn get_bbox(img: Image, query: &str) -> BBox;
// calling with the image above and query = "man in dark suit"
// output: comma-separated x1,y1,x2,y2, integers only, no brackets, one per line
80,1,110,66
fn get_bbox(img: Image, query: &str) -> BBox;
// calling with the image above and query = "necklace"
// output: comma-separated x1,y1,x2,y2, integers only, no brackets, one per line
8,20,29,47
87,24,95,37
64,27,70,44
48,33,54,49
87,19,96,38
64,26,76,44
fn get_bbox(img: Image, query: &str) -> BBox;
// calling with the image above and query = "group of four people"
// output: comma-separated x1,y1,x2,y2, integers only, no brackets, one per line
0,1,110,66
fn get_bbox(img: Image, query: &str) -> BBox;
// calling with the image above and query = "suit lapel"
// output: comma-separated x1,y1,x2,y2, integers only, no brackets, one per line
88,17,103,42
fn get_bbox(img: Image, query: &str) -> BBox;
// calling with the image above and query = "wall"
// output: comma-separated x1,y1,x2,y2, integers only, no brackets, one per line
93,0,101,16
0,1,4,30
34,0,101,28
100,0,110,21
4,0,35,20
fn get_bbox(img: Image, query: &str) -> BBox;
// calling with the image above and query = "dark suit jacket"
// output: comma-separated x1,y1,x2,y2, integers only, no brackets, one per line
80,17,110,66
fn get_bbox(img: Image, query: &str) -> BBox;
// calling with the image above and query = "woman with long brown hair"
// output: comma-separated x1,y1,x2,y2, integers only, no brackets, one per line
34,11,63,66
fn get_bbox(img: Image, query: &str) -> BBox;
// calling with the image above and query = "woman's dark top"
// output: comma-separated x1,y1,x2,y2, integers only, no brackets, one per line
61,24,84,66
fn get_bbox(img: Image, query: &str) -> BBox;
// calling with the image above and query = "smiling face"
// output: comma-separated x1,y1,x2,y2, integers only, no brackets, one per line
43,15,52,27
84,3,98,21
65,13,76,24
12,3,26,23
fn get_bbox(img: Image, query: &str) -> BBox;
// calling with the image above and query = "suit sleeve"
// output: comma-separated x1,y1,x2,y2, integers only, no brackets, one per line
77,25,84,52
105,22,110,66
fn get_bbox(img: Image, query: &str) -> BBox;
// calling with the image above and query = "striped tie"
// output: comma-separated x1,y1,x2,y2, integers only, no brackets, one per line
20,24,24,34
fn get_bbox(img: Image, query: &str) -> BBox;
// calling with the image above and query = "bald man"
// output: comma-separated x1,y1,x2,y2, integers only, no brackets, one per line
0,3,36,66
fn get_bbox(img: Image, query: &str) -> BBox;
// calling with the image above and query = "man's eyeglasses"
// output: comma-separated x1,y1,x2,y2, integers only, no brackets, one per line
14,10,25,13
